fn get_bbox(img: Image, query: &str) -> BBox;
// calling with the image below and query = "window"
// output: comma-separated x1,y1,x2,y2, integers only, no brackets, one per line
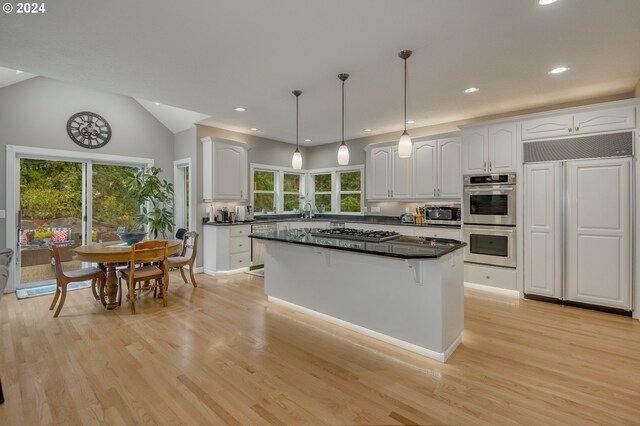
283,173,302,212
253,170,276,213
337,170,362,213
313,173,332,213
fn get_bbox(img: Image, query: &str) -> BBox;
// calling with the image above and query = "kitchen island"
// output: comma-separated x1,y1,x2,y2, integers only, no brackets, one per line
250,229,466,362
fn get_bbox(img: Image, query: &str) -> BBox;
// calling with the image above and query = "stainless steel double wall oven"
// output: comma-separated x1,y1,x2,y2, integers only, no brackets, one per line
463,173,516,268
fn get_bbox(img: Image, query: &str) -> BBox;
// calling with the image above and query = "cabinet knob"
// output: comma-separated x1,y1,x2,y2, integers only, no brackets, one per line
575,126,579,132
568,127,573,132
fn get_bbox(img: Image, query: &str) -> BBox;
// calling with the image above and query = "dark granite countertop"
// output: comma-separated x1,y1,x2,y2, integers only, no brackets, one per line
203,214,460,229
249,229,466,259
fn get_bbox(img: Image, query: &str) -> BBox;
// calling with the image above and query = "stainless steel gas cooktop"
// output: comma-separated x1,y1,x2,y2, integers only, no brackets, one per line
310,228,400,243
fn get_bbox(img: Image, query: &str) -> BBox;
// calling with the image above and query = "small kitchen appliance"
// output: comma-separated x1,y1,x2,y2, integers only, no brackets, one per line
244,205,254,221
400,213,416,224
423,203,461,226
215,208,230,223
235,205,246,222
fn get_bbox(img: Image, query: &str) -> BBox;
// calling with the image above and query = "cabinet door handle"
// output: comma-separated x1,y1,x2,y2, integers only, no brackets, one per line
489,161,492,171
575,126,579,132
568,127,573,132
483,161,487,172
433,188,435,196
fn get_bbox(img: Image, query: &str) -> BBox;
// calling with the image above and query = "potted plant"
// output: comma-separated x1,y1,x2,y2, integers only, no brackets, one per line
124,167,174,239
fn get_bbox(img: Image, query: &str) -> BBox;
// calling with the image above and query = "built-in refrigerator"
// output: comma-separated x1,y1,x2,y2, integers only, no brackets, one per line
523,132,633,311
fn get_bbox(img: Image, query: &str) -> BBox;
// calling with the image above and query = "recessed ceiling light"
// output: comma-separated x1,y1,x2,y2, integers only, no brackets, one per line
304,139,311,142
234,107,246,112
539,0,558,5
364,128,372,132
549,66,570,74
15,70,23,75
464,87,479,93
250,127,259,131
406,120,415,124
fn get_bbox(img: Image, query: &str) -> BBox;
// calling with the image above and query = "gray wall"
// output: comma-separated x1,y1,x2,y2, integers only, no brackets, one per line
173,124,311,268
0,76,174,249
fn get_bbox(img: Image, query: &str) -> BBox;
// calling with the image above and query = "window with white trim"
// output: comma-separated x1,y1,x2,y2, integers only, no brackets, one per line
337,170,362,213
313,173,332,213
282,172,303,212
253,169,276,213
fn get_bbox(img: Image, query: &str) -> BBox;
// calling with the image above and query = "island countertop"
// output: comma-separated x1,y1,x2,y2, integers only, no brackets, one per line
249,229,466,259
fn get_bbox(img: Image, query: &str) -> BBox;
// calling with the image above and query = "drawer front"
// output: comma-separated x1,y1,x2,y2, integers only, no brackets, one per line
229,236,250,254
414,228,461,240
229,252,251,269
230,225,251,237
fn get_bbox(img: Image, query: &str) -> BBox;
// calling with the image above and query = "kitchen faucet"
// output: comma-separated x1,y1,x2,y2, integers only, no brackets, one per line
302,201,314,219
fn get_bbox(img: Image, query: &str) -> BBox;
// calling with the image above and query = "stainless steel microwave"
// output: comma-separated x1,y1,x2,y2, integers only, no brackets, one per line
463,173,516,226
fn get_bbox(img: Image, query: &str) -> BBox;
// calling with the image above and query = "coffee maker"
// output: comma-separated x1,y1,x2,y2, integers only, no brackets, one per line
244,205,254,221
235,205,246,222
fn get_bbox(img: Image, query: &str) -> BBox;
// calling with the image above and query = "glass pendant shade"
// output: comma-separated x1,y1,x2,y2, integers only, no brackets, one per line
292,148,302,170
337,142,349,165
398,130,412,158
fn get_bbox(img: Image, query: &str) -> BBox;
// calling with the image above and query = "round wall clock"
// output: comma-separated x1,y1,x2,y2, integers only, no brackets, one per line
66,111,112,149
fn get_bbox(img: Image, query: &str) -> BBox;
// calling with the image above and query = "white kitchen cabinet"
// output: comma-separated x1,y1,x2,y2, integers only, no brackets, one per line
201,137,249,201
366,146,412,200
413,140,437,198
437,137,462,198
521,106,635,140
573,106,635,135
462,130,488,174
413,137,461,199
524,163,562,299
203,224,252,274
462,125,516,174
521,114,574,141
368,147,392,199
391,146,413,198
565,158,631,309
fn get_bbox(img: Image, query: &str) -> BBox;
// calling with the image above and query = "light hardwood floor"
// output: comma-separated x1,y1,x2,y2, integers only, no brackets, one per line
1,271,639,425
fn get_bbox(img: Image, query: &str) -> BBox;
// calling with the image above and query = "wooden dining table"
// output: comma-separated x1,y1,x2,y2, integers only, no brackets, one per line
74,240,181,309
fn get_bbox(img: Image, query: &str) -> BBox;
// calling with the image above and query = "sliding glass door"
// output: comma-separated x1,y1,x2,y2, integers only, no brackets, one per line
18,158,87,288
15,157,143,289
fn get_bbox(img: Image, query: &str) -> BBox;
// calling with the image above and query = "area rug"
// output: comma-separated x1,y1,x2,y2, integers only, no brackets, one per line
16,281,91,300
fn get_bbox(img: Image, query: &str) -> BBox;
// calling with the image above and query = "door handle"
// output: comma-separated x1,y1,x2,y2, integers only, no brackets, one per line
483,161,487,172
489,161,492,171
568,127,573,132
575,126,579,132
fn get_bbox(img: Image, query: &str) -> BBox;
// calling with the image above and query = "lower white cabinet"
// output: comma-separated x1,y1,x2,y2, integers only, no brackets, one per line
203,224,252,274
464,263,518,291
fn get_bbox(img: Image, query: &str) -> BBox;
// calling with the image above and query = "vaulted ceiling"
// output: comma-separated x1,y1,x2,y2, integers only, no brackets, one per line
1,0,639,145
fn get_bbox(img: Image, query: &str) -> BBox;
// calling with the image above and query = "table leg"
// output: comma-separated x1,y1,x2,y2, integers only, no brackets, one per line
105,265,119,310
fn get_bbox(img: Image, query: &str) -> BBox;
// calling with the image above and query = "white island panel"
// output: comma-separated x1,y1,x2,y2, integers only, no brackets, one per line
262,240,464,362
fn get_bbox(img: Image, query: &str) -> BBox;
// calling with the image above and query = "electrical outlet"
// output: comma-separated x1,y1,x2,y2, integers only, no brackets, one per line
0,210,5,219
363,206,368,213
370,206,381,213
405,207,410,213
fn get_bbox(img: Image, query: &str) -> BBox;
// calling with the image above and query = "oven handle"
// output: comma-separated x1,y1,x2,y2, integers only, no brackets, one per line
464,226,515,234
464,187,514,193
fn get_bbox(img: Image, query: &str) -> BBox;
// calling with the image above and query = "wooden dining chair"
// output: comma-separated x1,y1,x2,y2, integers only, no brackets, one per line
168,231,199,287
117,240,169,314
49,245,106,318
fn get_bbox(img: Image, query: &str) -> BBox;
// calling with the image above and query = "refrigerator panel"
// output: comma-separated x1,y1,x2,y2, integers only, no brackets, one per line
524,162,562,298
565,158,632,310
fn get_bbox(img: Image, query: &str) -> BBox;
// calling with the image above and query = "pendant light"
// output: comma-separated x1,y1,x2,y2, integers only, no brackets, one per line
398,50,413,158
337,73,350,165
291,90,303,170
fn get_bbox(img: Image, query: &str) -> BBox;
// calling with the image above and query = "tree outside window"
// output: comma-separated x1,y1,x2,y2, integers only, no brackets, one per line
313,173,332,213
283,173,302,212
338,170,362,213
253,170,275,213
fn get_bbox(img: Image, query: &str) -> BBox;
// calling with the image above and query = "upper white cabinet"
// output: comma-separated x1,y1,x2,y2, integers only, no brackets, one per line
414,137,461,198
201,137,249,201
462,124,517,174
521,106,635,140
367,135,461,200
366,146,412,199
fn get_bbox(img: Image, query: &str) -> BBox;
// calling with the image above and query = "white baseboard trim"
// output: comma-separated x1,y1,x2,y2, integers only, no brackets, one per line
267,296,459,363
193,267,204,274
203,267,249,276
464,282,521,297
